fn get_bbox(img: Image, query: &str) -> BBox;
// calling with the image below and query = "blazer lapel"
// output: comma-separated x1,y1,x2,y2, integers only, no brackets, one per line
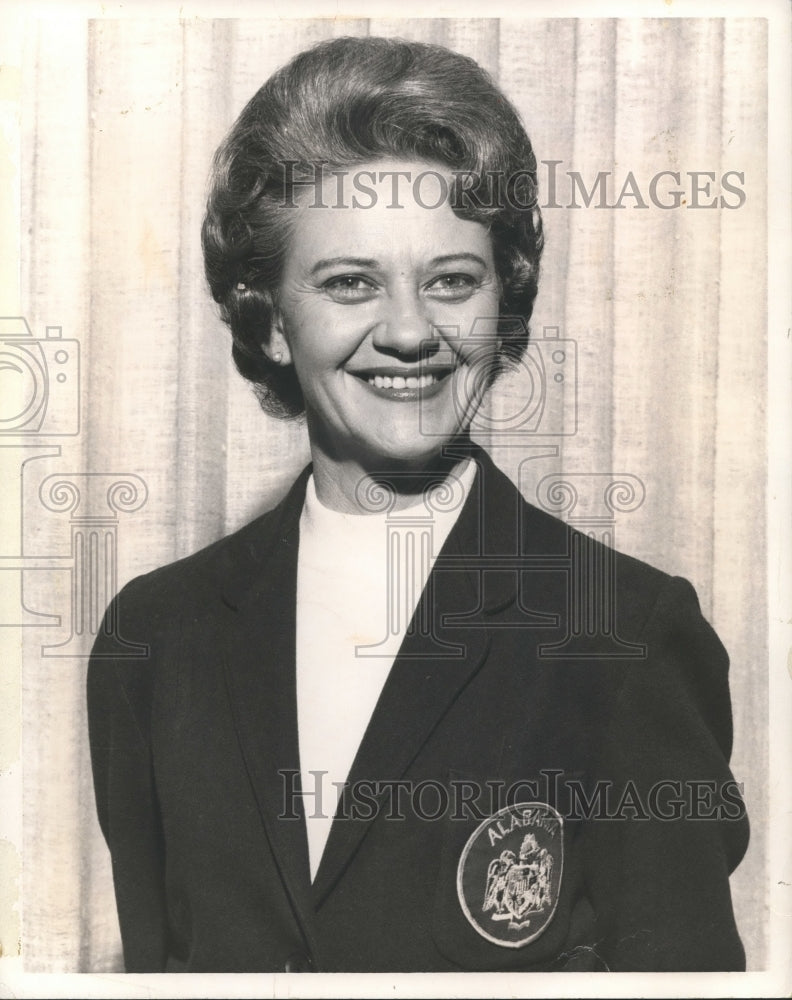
311,450,512,907
220,470,319,952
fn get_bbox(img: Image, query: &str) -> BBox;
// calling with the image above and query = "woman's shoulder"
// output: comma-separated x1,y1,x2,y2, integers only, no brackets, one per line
475,447,677,624
114,465,311,618
477,450,734,716
481,458,735,758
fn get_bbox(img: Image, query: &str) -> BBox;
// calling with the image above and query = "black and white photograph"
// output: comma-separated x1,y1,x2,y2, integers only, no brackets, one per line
0,1,789,996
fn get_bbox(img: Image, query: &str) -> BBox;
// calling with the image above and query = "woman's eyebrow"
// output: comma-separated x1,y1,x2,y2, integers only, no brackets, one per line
427,253,489,268
309,256,380,275
309,252,489,275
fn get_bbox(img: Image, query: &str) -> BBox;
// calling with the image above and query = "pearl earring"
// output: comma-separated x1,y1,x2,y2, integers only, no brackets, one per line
273,352,283,364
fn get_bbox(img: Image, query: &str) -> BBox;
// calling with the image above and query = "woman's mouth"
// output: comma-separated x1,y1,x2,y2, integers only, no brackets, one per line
367,373,439,390
353,368,455,401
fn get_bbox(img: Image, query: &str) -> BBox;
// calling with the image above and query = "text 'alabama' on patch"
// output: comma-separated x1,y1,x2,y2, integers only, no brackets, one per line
456,801,564,948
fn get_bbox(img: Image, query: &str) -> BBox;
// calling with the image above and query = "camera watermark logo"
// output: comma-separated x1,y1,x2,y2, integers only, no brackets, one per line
0,318,79,435
416,323,577,441
1,317,148,656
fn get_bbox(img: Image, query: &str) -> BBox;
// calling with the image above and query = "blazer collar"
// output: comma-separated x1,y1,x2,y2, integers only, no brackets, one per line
219,443,527,613
218,465,311,614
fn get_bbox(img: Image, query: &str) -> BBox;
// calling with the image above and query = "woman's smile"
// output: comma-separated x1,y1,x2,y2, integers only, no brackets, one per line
349,363,456,399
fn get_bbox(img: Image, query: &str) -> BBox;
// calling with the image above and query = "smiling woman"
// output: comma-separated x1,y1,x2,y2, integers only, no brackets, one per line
86,34,749,974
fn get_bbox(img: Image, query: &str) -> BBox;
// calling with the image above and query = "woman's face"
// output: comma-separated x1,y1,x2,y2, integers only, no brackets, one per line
274,159,502,473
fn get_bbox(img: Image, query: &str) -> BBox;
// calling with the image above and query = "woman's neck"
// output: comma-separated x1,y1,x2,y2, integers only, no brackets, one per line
308,439,476,515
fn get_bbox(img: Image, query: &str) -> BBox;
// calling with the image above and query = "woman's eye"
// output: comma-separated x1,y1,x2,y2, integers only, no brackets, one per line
323,275,377,301
425,273,478,300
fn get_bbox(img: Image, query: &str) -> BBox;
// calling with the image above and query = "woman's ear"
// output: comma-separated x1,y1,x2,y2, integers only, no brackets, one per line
262,310,292,366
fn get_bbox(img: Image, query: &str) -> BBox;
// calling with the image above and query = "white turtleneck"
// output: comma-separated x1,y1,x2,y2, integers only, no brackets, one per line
295,459,476,881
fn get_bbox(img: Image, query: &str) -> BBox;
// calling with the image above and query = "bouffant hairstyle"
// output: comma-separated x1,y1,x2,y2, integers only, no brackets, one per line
202,35,544,418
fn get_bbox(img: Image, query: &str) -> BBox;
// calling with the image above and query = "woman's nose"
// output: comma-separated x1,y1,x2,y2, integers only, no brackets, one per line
371,290,437,357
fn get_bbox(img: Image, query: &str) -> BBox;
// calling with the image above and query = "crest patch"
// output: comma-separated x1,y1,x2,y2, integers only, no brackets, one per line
456,802,563,948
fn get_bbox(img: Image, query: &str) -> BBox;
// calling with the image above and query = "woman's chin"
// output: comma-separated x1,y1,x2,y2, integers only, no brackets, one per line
352,430,469,473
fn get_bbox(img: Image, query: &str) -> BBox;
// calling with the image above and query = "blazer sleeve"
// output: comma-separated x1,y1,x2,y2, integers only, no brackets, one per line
585,575,750,971
87,580,169,972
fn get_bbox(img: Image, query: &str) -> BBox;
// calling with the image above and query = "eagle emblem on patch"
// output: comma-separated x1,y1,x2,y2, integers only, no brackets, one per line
456,802,563,947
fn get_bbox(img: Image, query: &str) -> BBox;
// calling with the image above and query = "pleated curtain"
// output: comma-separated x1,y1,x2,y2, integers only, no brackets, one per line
15,16,767,972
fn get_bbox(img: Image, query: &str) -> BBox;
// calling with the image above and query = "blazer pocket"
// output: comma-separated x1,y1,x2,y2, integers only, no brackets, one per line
431,769,602,971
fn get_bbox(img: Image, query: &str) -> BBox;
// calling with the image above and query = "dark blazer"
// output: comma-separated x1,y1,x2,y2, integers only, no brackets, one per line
87,446,749,973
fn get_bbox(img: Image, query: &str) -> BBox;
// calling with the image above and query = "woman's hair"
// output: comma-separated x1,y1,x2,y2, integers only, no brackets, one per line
202,35,544,418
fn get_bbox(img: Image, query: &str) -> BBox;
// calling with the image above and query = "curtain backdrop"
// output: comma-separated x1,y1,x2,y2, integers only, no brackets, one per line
15,16,767,972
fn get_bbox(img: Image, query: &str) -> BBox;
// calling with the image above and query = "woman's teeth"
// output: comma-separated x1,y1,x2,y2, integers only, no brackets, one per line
367,373,438,389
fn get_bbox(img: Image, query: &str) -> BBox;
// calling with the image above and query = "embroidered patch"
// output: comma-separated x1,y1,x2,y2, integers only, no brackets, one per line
456,802,563,948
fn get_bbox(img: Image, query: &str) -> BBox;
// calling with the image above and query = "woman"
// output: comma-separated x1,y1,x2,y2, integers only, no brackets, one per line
87,35,748,973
